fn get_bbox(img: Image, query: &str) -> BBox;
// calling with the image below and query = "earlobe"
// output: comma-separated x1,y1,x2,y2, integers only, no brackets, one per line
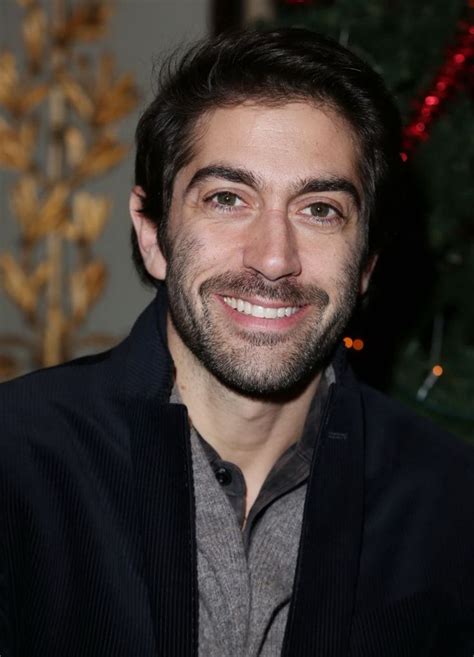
129,186,167,281
359,253,378,295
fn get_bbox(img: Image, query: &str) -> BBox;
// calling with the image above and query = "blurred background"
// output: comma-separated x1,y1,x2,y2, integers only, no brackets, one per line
0,0,473,439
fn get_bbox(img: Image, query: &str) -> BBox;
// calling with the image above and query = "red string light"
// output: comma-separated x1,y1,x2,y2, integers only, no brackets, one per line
282,1,472,160
402,1,474,157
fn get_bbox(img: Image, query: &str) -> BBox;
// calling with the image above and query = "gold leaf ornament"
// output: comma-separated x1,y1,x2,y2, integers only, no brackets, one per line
0,353,19,380
42,306,66,367
0,116,35,170
64,126,87,167
22,4,47,67
70,260,107,322
18,119,38,151
38,183,70,234
63,192,111,242
73,135,128,182
94,73,139,125
58,2,113,44
59,73,94,119
1,0,137,372
19,83,49,115
0,51,18,107
0,254,49,315
96,53,115,97
0,51,48,115
16,0,38,8
11,180,70,242
10,175,39,234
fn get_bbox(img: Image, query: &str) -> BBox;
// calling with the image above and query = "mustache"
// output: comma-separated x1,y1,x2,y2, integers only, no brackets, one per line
199,272,330,307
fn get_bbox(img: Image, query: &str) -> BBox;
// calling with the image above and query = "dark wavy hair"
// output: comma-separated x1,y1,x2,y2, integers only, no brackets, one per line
132,28,402,286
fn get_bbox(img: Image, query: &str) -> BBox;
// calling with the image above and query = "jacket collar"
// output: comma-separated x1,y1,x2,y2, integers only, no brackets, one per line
115,287,198,656
112,285,174,403
282,367,365,657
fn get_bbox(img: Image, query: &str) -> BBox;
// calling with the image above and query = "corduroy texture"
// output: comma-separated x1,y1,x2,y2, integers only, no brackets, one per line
1,290,474,656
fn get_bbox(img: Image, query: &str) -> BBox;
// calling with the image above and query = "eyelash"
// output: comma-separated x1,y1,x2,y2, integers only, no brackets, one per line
301,202,344,224
203,191,345,226
203,192,244,213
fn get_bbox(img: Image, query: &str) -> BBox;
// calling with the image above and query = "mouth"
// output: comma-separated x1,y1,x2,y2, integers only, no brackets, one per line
222,295,302,320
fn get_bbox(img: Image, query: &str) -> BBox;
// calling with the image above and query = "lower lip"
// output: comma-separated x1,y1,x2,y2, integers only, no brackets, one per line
216,295,309,330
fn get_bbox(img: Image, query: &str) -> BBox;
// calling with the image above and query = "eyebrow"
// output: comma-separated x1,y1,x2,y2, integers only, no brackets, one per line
296,177,361,209
185,164,361,209
185,165,263,195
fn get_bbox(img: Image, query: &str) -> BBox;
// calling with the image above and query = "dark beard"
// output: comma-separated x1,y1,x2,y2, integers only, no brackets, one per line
166,236,360,397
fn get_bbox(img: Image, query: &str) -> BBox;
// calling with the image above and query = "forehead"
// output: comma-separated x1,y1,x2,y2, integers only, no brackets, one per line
179,101,361,192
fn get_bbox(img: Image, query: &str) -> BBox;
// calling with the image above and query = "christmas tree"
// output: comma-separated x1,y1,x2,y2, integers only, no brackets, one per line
268,0,474,439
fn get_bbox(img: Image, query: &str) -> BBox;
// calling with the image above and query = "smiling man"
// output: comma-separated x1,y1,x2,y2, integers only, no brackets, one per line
1,28,474,657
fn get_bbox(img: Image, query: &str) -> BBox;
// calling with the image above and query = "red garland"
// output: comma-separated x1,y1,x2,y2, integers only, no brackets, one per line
280,0,472,158
401,1,474,159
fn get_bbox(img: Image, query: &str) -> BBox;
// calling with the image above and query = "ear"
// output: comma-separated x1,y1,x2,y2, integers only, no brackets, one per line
129,186,167,281
359,253,378,295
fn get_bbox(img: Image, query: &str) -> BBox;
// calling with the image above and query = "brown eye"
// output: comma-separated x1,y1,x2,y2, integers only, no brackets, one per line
299,201,345,232
215,191,239,206
310,203,332,218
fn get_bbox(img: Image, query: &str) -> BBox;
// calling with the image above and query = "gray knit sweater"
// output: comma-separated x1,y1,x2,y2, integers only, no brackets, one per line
190,428,306,657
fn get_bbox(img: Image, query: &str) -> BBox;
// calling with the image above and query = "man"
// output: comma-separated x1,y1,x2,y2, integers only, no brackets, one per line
1,28,473,657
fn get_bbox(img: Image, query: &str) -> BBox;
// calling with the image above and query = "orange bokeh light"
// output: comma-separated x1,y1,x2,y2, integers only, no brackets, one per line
353,339,364,351
432,365,443,377
343,337,353,349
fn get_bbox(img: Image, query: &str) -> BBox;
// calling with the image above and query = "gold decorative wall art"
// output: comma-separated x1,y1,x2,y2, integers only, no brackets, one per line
0,0,139,380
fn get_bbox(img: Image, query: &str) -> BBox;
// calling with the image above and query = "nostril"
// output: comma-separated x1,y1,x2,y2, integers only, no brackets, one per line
242,241,302,281
242,214,301,280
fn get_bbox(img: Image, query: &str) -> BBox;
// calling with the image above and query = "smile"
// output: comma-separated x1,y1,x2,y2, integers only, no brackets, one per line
223,296,300,319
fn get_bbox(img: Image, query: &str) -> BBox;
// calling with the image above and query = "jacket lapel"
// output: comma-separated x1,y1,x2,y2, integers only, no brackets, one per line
130,400,197,657
282,371,365,657
115,290,198,657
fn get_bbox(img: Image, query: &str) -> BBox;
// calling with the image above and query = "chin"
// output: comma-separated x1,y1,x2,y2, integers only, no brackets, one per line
195,335,339,400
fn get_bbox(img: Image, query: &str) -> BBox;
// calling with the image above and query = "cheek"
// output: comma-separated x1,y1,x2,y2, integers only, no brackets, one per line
301,236,363,291
171,229,241,293
180,222,245,269
300,238,350,274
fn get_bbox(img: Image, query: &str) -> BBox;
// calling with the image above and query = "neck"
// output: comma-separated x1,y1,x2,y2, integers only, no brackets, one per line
168,319,321,515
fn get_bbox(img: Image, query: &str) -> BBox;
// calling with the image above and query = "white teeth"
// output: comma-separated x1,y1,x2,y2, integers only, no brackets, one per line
223,296,299,319
264,307,278,319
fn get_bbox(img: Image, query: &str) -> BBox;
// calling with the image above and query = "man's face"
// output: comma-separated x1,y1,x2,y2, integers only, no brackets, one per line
146,102,373,395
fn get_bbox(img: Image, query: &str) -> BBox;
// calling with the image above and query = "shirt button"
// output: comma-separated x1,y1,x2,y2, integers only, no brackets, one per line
215,467,232,486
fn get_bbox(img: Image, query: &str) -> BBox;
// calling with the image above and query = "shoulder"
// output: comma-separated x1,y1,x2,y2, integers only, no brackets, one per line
0,347,116,400
360,381,473,455
358,381,474,500
0,348,120,454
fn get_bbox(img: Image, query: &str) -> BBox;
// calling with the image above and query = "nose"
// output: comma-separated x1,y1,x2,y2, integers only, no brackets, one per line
242,210,302,281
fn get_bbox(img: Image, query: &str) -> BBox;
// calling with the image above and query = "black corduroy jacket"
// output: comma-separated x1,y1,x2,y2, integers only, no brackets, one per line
1,292,474,657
